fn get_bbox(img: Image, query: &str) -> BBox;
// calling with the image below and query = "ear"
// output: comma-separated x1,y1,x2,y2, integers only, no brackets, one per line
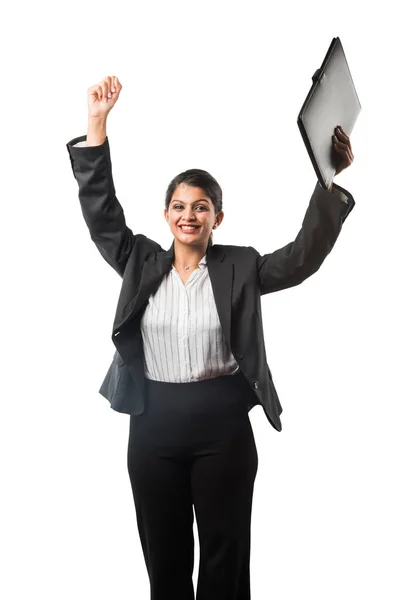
215,210,224,226
164,208,169,223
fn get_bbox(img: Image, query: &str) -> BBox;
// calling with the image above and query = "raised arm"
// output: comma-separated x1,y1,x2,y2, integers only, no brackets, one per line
255,180,355,295
255,125,356,295
66,76,159,277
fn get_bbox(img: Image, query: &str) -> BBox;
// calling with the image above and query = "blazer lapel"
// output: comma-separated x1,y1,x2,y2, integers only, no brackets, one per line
115,242,233,349
206,245,233,350
116,241,175,330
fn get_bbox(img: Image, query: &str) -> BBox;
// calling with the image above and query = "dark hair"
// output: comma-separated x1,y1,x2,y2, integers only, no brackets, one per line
164,169,223,247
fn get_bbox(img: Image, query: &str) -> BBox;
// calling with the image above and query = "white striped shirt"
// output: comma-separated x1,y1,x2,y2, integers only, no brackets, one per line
140,253,239,382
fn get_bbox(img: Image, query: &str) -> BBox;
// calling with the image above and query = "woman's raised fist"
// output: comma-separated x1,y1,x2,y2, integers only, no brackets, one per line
87,75,122,119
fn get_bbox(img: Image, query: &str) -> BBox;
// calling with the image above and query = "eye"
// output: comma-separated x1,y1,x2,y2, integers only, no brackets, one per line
172,204,208,210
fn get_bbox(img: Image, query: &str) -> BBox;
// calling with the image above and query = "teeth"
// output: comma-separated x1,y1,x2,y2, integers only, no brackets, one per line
180,226,198,230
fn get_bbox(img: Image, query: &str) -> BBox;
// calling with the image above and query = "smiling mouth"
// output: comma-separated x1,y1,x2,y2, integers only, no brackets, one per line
179,225,200,231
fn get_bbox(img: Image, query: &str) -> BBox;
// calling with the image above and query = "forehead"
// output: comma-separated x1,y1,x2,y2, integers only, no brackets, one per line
172,183,210,202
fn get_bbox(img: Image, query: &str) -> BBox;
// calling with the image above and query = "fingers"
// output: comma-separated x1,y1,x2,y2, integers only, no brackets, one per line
333,125,354,163
336,125,349,141
333,137,352,160
100,76,111,101
112,76,121,94
334,126,354,155
88,76,122,103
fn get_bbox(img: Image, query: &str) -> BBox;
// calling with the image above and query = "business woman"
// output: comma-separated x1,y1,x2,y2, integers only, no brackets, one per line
67,75,355,600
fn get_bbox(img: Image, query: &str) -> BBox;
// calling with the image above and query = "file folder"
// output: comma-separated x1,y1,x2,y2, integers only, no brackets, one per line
298,37,361,189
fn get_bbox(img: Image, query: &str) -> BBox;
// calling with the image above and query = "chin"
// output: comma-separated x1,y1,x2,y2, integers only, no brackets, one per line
177,236,204,243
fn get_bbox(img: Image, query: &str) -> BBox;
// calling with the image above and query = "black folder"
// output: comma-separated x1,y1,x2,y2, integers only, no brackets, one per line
297,37,361,189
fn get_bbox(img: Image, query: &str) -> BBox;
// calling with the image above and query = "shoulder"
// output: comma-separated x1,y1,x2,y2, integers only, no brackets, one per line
135,233,164,253
127,234,165,266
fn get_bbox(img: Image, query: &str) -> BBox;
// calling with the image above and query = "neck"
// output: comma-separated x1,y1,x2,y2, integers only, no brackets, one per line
173,239,208,267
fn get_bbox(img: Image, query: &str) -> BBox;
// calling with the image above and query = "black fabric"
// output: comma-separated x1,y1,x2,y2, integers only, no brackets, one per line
127,370,258,600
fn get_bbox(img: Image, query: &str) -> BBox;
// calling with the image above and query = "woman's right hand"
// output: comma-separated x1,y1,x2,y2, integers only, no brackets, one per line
87,75,122,119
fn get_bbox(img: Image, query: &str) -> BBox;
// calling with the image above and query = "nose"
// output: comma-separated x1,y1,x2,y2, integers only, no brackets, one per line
182,207,196,221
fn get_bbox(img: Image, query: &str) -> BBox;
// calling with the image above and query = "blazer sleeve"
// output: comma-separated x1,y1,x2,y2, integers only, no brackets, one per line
66,135,161,277
255,181,355,295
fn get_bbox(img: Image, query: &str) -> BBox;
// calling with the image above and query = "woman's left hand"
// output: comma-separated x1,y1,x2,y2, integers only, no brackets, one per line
332,125,354,176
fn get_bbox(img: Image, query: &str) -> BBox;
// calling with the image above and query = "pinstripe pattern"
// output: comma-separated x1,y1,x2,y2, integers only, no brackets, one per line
140,253,239,382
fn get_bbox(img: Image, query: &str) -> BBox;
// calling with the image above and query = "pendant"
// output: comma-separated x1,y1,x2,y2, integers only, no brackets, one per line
184,265,190,271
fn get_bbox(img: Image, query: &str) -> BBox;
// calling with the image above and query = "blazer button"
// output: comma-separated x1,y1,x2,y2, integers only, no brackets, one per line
236,353,244,360
253,381,259,390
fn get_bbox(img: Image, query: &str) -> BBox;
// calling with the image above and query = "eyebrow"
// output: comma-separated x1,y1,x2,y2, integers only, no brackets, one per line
171,198,211,203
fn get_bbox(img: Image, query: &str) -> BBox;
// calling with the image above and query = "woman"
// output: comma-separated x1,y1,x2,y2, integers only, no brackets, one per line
67,75,355,600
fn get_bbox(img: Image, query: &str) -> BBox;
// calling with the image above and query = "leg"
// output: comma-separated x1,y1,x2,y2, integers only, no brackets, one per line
191,416,258,600
127,417,195,600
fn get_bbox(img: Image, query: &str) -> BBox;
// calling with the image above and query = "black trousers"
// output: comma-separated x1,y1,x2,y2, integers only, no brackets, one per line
127,369,258,600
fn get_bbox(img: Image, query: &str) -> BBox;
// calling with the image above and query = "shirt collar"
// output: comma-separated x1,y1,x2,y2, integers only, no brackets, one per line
198,253,207,268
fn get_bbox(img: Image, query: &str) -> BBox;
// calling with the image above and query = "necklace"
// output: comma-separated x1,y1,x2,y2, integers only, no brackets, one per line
173,263,199,272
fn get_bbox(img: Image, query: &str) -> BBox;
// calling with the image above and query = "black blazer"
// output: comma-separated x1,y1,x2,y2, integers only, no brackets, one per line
67,135,355,431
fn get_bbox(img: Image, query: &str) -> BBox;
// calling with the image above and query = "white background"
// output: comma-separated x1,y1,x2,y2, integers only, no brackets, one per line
2,1,399,598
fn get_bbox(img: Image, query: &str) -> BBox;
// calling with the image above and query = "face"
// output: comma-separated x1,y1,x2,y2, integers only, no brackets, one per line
164,183,224,246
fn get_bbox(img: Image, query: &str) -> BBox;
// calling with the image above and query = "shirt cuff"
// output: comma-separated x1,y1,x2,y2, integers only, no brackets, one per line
318,181,349,204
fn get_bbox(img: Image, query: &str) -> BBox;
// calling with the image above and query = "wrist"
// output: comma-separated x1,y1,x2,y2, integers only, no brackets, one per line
88,115,107,126
87,116,107,146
